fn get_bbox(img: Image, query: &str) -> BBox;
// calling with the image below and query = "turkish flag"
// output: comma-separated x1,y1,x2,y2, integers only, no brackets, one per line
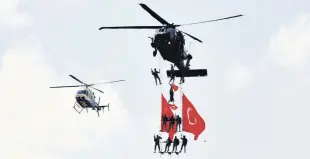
182,94,206,140
161,94,176,140
171,84,178,92
169,104,178,110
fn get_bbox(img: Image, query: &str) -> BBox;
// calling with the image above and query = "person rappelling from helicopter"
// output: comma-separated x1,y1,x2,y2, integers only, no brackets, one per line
168,84,174,104
176,31,185,54
169,64,176,84
151,68,162,85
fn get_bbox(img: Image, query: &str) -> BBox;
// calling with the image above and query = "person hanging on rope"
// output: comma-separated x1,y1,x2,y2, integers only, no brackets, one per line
179,135,188,153
154,134,162,153
151,68,162,85
168,115,175,132
168,84,174,104
175,115,182,132
169,64,176,84
179,72,185,84
161,114,168,131
164,136,172,153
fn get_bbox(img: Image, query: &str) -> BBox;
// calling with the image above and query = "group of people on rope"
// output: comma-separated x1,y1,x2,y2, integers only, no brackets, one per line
151,65,180,107
151,63,187,154
161,114,182,132
151,64,185,86
154,134,188,154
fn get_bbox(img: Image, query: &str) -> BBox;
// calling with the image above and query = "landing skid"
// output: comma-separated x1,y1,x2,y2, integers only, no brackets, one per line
73,102,86,114
167,69,208,77
73,102,110,117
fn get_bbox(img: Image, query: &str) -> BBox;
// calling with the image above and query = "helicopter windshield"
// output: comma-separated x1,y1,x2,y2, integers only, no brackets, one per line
77,90,86,94
156,28,166,34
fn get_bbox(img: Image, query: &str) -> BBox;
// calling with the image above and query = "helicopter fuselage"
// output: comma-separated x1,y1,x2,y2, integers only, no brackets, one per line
151,27,190,71
75,88,97,108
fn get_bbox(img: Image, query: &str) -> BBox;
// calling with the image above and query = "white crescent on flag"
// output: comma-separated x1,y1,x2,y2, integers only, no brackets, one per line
187,107,197,125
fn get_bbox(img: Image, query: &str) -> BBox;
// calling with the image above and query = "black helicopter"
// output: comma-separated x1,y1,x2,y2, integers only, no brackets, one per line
99,3,243,78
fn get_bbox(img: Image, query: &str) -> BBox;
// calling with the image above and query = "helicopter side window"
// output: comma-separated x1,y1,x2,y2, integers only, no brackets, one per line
159,28,165,32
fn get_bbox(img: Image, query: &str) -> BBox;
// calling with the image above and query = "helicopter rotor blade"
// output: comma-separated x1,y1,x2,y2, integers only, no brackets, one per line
85,80,126,87
99,26,163,30
90,87,104,93
49,85,84,88
139,3,170,25
179,14,244,26
96,80,125,85
88,80,125,93
69,75,87,85
179,30,203,43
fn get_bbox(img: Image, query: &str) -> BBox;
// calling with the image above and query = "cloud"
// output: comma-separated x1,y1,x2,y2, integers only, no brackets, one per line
31,0,87,17
0,0,29,29
224,62,253,91
267,14,310,71
0,35,132,158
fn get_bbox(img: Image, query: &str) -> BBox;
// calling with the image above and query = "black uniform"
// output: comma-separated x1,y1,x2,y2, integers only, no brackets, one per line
168,85,174,104
177,31,185,53
164,137,172,153
179,135,188,153
179,72,185,84
161,114,168,131
169,64,175,84
154,135,162,153
151,68,162,85
172,136,180,152
176,115,182,132
168,116,175,132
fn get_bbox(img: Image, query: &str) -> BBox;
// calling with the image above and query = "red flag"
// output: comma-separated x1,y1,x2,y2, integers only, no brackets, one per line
169,104,178,110
161,94,176,140
182,94,205,140
171,84,178,92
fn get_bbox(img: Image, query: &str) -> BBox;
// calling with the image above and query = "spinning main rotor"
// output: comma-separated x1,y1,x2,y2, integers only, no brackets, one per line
49,75,125,93
99,3,244,43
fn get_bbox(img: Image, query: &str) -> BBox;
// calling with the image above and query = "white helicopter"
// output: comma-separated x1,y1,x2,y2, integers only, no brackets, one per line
49,75,125,117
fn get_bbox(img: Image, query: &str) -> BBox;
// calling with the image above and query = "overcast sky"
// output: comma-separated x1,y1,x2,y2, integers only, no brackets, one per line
1,0,310,158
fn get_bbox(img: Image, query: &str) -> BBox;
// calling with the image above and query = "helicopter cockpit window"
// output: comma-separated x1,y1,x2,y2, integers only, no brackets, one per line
77,90,86,94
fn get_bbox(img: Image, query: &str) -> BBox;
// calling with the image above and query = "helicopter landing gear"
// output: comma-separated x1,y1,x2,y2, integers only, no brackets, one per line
96,107,100,117
185,54,192,69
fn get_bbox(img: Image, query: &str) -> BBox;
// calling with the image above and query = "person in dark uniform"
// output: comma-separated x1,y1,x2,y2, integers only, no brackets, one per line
176,31,185,53
175,115,182,132
172,136,180,153
161,114,168,131
168,115,175,132
179,72,185,84
169,64,176,84
151,68,162,85
179,135,188,153
154,134,162,153
168,85,174,104
164,137,172,153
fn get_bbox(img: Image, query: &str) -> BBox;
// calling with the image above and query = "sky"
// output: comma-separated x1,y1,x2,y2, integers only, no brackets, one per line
0,0,310,158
